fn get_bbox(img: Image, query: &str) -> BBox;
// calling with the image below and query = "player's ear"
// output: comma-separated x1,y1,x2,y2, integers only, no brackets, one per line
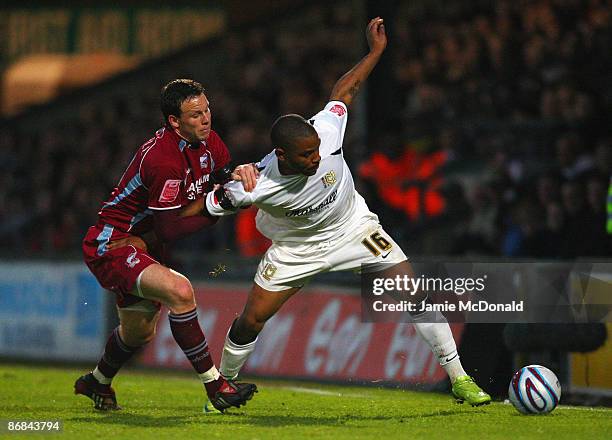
275,147,286,162
168,114,180,129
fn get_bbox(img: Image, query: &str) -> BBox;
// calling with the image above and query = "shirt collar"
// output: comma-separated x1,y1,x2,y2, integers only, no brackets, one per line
165,125,206,152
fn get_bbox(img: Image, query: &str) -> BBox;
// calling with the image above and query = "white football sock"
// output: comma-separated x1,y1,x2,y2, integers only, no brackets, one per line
219,330,258,380
411,309,467,383
92,367,112,385
442,357,468,383
198,365,220,384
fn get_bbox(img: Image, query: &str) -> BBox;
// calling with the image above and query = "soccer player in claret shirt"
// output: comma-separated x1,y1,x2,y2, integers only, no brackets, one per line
204,18,492,407
75,79,258,412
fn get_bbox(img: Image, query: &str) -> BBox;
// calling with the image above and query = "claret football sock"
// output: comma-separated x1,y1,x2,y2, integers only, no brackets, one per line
168,308,235,397
95,327,140,384
219,326,258,380
411,309,467,382
169,308,216,374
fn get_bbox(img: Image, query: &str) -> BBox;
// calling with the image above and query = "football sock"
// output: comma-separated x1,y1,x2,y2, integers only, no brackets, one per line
92,367,112,385
198,366,220,385
94,327,139,384
411,309,467,382
442,357,468,383
168,308,221,396
220,322,258,380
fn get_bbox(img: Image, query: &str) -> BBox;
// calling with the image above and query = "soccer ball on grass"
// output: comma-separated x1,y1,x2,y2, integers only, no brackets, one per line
508,365,561,414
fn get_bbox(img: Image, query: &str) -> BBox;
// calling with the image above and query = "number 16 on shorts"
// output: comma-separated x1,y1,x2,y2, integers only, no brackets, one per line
361,231,392,257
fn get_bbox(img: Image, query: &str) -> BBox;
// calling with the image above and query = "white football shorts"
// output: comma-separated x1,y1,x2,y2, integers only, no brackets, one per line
254,218,408,291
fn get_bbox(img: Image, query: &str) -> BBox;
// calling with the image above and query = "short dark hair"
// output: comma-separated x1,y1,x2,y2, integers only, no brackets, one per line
270,114,317,151
160,79,205,122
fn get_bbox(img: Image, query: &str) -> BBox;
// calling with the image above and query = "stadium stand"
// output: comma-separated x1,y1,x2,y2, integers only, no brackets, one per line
0,0,610,259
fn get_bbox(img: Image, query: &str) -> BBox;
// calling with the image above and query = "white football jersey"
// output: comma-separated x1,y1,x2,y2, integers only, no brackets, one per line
206,101,376,242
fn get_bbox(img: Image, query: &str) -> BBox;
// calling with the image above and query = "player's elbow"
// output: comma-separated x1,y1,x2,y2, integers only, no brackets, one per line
329,92,351,108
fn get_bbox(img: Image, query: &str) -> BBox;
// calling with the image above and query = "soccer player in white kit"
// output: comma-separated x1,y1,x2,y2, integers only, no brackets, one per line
205,17,491,409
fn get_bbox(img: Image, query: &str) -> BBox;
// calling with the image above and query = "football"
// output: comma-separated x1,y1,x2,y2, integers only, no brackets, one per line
508,365,561,414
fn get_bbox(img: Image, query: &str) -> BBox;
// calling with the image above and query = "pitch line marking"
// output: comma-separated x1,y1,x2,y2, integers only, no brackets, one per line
501,400,610,412
285,387,612,411
281,386,371,399
556,405,611,412
283,386,496,405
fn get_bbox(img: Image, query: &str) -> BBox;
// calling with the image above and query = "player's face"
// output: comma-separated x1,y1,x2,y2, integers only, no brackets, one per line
286,135,321,176
173,94,211,143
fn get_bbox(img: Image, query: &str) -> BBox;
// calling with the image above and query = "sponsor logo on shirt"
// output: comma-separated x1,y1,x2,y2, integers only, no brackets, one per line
159,179,182,203
186,174,210,200
329,104,346,117
285,189,338,217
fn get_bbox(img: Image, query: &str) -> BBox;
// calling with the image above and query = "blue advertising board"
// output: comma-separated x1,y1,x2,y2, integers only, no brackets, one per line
0,262,107,361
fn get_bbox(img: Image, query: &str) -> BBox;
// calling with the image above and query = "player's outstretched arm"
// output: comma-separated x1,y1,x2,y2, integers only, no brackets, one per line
176,163,259,218
329,17,387,107
203,179,255,217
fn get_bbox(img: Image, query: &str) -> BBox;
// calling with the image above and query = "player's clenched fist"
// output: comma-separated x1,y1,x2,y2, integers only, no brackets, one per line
366,17,387,55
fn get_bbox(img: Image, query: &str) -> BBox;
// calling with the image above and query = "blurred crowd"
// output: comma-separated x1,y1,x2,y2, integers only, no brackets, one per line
0,0,610,259
0,2,359,256
365,0,611,258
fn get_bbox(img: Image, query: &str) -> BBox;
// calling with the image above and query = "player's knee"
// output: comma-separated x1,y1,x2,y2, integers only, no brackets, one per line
238,313,266,335
138,324,157,345
121,323,156,346
168,277,195,309
133,327,156,346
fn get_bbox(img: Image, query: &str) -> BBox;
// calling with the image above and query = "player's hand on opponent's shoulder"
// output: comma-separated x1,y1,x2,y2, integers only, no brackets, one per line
366,17,387,56
232,163,259,192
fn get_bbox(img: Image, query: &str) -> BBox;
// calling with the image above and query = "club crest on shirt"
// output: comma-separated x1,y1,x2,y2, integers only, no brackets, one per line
200,153,209,169
261,263,277,281
321,170,337,188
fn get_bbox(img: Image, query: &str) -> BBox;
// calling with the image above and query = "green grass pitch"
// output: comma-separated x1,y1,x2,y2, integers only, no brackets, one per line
0,363,610,439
